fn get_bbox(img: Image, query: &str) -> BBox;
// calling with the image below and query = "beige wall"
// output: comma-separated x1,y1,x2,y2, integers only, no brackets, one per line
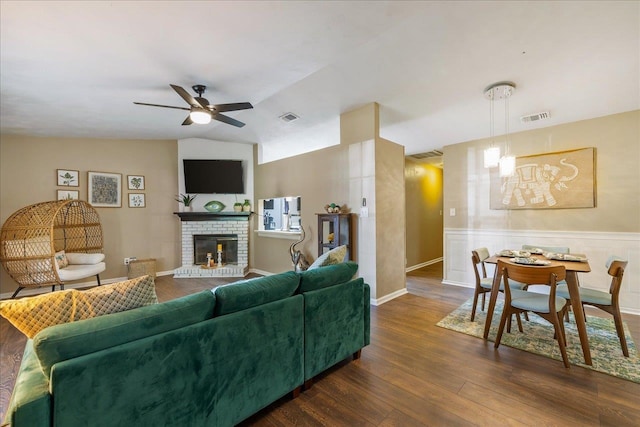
0,135,179,295
405,159,443,267
443,110,640,232
340,103,378,144
252,144,350,273
375,138,406,299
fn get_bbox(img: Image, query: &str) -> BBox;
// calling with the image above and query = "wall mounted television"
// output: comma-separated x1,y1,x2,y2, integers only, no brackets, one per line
183,159,244,194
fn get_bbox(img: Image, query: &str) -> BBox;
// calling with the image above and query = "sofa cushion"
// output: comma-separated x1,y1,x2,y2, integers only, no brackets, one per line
307,245,347,270
298,261,359,293
214,271,300,316
34,289,216,377
0,275,157,338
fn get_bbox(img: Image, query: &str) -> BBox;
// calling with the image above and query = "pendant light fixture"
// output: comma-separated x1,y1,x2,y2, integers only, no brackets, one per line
483,82,516,176
483,83,500,168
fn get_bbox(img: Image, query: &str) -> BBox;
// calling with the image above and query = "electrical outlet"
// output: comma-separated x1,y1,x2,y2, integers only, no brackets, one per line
124,257,131,265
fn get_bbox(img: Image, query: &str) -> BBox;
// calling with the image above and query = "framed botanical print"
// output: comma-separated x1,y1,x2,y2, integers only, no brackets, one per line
57,190,79,200
128,193,146,208
57,169,79,187
88,171,122,207
127,175,145,190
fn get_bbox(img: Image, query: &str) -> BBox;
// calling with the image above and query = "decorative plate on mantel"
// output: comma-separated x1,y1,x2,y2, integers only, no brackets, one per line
204,201,225,212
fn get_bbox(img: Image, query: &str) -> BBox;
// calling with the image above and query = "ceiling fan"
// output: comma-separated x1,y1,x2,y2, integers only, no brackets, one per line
134,84,253,127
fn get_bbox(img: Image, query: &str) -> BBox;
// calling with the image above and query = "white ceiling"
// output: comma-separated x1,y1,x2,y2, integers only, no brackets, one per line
1,1,638,162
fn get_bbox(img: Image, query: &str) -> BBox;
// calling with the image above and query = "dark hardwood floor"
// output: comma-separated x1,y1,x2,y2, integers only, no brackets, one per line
1,265,639,426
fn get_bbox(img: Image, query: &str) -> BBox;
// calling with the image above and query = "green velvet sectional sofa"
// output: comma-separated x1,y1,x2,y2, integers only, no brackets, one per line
5,261,369,427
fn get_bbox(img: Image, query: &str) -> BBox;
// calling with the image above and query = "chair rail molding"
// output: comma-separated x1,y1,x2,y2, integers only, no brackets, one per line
443,228,640,314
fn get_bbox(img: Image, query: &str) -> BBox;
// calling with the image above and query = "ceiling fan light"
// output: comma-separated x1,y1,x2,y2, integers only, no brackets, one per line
190,109,211,125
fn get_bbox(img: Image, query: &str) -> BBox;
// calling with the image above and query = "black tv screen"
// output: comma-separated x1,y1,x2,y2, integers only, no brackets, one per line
183,159,244,194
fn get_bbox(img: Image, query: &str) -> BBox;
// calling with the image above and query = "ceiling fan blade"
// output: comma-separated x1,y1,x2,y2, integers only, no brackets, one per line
212,102,254,113
182,115,193,126
133,102,189,111
170,84,207,108
212,113,245,128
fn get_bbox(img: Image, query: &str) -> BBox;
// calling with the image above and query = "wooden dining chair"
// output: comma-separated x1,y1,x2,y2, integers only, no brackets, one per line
471,248,526,323
522,244,570,287
557,256,629,357
494,260,570,368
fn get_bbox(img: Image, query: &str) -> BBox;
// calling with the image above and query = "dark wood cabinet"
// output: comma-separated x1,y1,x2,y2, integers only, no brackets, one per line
316,213,353,260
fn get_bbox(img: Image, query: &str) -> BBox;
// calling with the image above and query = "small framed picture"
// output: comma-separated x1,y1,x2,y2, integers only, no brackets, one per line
128,193,146,208
88,171,122,207
57,190,79,200
127,175,145,190
57,169,79,187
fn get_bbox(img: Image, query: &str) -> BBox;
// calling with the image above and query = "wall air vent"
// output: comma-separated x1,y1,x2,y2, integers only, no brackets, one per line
279,112,299,123
520,111,550,123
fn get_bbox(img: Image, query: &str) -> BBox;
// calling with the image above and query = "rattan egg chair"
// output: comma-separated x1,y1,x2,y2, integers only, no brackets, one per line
0,200,104,298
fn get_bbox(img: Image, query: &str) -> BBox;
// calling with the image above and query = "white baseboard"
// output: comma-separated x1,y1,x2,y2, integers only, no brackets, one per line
372,288,408,306
248,268,274,276
406,257,443,273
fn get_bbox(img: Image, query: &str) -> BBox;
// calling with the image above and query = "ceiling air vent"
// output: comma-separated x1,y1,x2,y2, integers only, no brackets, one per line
520,111,550,123
409,150,443,160
279,112,299,123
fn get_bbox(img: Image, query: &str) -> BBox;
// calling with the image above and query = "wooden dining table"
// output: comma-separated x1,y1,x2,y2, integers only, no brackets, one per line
483,253,593,365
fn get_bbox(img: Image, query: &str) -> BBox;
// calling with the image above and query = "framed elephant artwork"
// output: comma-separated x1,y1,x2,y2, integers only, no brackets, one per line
490,147,596,210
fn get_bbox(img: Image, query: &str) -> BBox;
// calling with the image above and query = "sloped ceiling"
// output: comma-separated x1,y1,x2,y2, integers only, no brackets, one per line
1,1,638,162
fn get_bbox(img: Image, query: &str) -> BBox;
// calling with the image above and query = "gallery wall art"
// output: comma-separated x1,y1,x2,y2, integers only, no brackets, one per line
490,147,596,210
88,171,122,207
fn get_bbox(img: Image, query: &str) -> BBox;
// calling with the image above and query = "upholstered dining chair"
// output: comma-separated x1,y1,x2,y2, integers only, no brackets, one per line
521,244,570,288
557,256,630,357
521,244,570,254
494,260,570,368
471,248,526,323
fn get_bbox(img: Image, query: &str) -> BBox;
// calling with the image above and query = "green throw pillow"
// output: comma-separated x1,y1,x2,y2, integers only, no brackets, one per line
298,261,358,292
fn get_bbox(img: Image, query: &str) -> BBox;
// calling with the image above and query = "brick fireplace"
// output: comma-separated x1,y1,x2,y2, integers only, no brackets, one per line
173,212,250,278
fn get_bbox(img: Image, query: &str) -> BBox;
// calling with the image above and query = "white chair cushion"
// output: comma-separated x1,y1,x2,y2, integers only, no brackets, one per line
65,252,105,265
57,262,106,281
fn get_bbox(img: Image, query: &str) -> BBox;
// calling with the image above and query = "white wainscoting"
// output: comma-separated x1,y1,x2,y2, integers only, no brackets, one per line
443,228,640,315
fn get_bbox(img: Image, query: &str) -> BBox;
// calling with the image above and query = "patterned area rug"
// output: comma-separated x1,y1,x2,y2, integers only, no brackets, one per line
437,298,640,383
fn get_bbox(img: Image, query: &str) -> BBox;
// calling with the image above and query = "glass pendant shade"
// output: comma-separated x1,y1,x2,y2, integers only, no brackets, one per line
499,155,516,177
190,109,211,124
483,146,500,168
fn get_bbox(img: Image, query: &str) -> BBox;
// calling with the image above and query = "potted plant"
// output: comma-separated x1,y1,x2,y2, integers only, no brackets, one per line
242,199,251,212
233,202,243,212
176,194,197,212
